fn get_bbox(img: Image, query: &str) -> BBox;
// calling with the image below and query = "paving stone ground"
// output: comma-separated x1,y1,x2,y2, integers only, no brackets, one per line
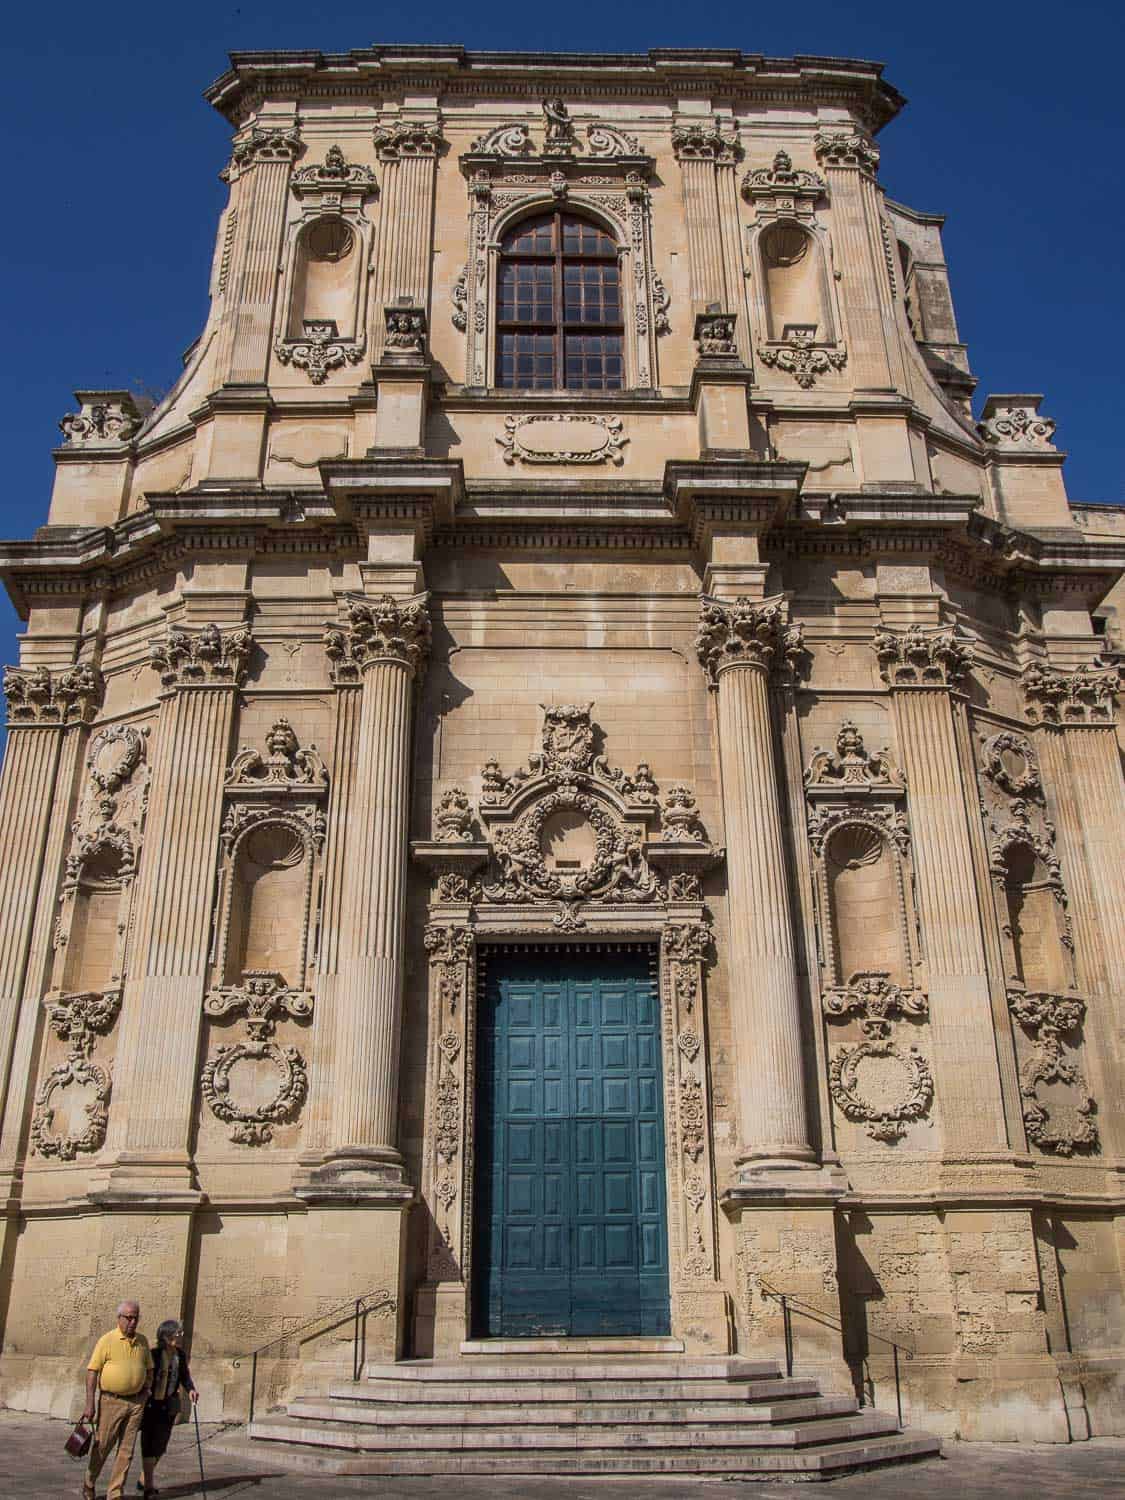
4,1411,1122,1499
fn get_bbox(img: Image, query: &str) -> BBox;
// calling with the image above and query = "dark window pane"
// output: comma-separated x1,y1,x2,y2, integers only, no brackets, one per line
563,263,621,324
561,216,616,257
502,214,555,255
499,261,554,323
564,334,624,390
498,333,555,389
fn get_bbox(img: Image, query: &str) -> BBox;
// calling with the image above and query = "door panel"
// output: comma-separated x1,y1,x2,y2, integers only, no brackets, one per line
473,949,670,1338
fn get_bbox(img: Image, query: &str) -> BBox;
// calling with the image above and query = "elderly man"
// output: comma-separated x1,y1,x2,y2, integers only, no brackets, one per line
81,1300,153,1500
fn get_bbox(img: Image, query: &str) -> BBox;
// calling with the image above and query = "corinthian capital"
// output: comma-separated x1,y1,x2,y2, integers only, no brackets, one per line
1023,659,1119,727
3,663,103,726
373,120,446,160
150,623,253,689
671,119,742,164
813,128,880,176
873,624,972,689
695,596,806,687
222,126,303,181
323,594,431,684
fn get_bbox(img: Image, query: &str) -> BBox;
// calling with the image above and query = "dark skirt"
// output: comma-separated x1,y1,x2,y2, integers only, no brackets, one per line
140,1396,178,1460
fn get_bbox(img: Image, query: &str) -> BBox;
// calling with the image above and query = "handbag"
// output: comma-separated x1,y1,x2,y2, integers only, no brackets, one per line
64,1418,92,1459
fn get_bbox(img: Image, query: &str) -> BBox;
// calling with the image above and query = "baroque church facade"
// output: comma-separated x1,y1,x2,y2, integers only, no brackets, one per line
0,44,1122,1446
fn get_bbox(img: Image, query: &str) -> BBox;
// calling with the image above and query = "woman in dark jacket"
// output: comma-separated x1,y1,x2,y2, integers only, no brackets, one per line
136,1319,197,1498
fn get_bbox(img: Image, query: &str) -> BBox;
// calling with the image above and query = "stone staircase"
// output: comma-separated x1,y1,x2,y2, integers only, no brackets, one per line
224,1341,942,1478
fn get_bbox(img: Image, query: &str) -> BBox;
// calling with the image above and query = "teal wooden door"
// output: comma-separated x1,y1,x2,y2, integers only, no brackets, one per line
473,949,670,1337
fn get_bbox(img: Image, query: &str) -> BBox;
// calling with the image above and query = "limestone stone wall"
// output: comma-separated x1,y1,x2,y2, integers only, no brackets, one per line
0,44,1122,1443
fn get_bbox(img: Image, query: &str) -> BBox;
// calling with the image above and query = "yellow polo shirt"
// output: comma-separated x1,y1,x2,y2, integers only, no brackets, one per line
87,1327,152,1396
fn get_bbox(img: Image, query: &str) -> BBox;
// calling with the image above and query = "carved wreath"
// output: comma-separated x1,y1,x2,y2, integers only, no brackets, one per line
829,1039,933,1143
30,1056,112,1159
200,1040,308,1145
484,790,658,906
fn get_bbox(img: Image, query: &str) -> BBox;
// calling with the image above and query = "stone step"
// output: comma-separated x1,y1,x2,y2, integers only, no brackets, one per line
249,1409,901,1451
459,1336,685,1356
363,1356,781,1383
213,1429,941,1478
294,1393,860,1426
336,1374,820,1404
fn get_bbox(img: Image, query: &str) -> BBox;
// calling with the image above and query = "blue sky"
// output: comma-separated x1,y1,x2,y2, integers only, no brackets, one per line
1,0,1122,678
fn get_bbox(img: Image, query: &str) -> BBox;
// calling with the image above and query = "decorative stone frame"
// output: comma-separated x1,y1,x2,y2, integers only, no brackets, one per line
411,706,728,1353
804,723,934,1145
743,198,845,389
455,142,665,392
274,145,378,383
200,723,328,1145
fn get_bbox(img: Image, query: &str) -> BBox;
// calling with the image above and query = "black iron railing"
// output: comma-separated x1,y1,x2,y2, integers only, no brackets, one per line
232,1287,394,1424
758,1279,913,1429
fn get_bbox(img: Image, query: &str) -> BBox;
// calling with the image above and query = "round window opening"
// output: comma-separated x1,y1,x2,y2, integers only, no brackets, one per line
304,218,354,263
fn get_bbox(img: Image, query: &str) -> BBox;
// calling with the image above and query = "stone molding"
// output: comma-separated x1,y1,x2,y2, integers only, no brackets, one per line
757,326,847,389
1008,990,1098,1155
496,413,628,466
741,150,826,204
3,664,102,726
805,721,904,793
150,623,252,690
977,395,1057,451
58,391,144,447
290,143,377,195
813,128,880,176
1022,659,1119,727
873,624,973,690
695,596,807,688
225,718,328,794
323,594,431,684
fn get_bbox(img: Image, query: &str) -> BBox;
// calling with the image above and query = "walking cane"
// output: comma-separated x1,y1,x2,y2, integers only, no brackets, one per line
192,1402,208,1498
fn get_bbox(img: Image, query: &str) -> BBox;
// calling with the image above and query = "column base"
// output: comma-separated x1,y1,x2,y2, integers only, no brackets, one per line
412,1280,468,1359
293,1149,414,1206
93,1152,204,1208
726,1159,849,1207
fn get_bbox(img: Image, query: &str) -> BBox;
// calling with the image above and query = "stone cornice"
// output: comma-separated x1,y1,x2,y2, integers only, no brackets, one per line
205,48,904,133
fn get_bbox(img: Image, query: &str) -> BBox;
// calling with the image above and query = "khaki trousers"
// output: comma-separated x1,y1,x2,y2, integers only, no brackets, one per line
86,1390,146,1500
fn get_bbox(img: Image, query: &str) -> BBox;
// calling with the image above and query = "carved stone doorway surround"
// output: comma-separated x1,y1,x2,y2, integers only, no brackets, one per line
411,707,730,1356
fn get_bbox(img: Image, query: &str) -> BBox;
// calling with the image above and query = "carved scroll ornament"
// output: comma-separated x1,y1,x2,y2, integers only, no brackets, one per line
829,1039,933,1143
1008,990,1097,1155
225,719,328,793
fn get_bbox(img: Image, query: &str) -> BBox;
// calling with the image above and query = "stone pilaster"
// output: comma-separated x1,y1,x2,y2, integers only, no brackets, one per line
103,623,251,1194
371,120,444,361
0,666,100,1145
1025,660,1125,1125
214,126,303,385
672,121,747,357
306,594,430,1192
875,625,1009,1152
813,129,903,391
695,596,814,1174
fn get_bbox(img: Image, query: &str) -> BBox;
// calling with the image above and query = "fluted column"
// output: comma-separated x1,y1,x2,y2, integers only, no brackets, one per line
1025,661,1125,1113
813,129,903,390
0,666,100,1130
875,625,1009,1150
370,120,444,361
213,126,303,384
318,594,430,1184
105,624,250,1183
696,597,814,1172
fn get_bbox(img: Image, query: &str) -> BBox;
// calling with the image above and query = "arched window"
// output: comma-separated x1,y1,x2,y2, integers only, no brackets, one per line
496,211,623,391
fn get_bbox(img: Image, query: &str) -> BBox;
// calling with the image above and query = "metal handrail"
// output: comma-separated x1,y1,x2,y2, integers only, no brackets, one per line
758,1279,914,1429
232,1288,394,1424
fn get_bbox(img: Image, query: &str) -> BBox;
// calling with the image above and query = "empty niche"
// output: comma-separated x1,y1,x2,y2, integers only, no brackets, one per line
287,215,359,340
826,824,908,988
759,221,830,341
224,821,307,986
62,846,125,995
1001,842,1070,993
